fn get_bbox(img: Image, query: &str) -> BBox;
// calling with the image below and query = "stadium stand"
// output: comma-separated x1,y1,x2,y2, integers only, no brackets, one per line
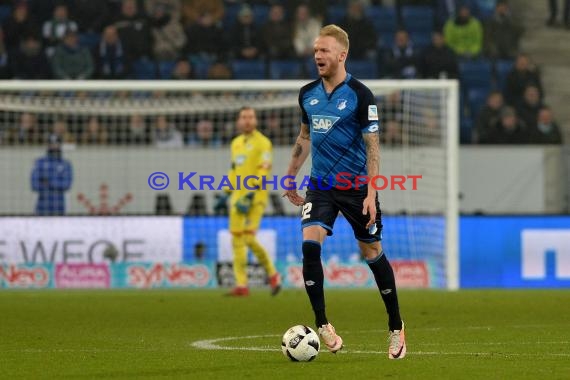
0,0,561,145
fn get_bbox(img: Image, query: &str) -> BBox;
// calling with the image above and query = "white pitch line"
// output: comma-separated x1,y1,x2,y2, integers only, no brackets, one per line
190,334,570,357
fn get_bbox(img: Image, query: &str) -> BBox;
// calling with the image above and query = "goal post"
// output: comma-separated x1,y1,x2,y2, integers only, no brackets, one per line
0,79,459,289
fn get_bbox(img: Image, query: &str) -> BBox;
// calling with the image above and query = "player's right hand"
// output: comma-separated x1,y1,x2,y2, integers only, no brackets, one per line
282,190,305,206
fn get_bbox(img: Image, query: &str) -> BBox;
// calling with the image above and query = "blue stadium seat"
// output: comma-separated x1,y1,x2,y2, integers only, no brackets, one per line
459,59,493,91
0,5,11,24
409,31,432,50
132,58,157,79
158,60,177,79
379,32,396,49
347,59,378,79
231,59,266,79
326,5,346,24
79,33,101,50
304,57,318,78
192,60,211,79
365,6,397,37
494,59,514,91
269,60,304,79
223,3,241,29
467,88,489,117
402,6,434,33
475,0,496,20
252,4,270,26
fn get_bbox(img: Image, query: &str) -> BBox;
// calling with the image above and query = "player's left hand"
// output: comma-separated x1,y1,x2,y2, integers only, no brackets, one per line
282,189,304,206
362,195,376,229
235,192,255,214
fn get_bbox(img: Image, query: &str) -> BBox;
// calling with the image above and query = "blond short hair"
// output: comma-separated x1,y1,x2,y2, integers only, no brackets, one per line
319,24,349,52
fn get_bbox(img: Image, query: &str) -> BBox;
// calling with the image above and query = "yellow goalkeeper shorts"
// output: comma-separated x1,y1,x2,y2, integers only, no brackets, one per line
229,202,266,234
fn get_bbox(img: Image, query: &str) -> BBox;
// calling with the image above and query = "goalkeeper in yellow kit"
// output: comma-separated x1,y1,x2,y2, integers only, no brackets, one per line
220,106,282,297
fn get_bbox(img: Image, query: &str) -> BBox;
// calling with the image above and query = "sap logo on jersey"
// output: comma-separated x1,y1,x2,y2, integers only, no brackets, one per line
311,115,340,133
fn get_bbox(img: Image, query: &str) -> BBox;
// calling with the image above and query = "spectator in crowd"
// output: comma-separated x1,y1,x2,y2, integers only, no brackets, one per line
51,118,76,145
124,114,151,145
96,25,128,79
262,112,288,146
419,30,459,79
384,29,419,79
516,85,543,130
475,90,505,143
80,116,109,145
170,58,194,79
31,134,73,216
10,35,51,79
286,0,327,21
230,4,262,60
180,0,224,26
42,3,78,56
7,112,43,145
483,1,524,60
381,120,403,147
51,30,94,79
530,106,563,144
261,3,295,60
339,0,377,60
292,4,322,59
192,119,218,146
114,0,152,61
443,4,483,59
184,7,227,62
504,53,543,106
149,1,186,61
484,106,529,144
145,0,181,20
207,62,232,79
546,0,570,27
0,28,9,79
70,0,110,33
2,1,38,53
418,108,442,146
381,91,404,127
153,115,184,148
219,119,235,146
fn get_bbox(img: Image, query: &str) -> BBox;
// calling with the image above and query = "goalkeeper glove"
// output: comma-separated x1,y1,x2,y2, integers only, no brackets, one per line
235,192,255,214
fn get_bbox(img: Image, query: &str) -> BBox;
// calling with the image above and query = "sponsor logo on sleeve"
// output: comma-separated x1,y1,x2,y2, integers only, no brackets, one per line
368,105,378,121
368,124,379,133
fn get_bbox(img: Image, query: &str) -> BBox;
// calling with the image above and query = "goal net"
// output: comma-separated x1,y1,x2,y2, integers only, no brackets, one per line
0,80,458,289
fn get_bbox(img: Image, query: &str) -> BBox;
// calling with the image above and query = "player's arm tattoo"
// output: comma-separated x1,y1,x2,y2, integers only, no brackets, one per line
363,132,380,178
287,124,311,176
293,124,310,158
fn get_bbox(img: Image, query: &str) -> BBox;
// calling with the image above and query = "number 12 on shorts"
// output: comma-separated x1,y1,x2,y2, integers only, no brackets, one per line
301,202,312,220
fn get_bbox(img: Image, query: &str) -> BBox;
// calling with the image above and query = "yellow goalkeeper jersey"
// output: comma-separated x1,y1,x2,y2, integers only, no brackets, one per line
228,130,272,204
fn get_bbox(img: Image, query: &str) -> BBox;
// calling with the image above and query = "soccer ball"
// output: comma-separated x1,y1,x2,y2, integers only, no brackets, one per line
281,325,320,362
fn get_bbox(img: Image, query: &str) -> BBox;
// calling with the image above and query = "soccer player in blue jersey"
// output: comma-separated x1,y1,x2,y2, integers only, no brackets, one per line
282,25,406,359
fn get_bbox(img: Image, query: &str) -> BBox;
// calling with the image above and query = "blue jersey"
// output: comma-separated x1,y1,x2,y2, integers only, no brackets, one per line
299,73,379,186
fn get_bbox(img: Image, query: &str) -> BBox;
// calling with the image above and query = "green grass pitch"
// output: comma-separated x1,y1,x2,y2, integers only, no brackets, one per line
1,289,569,379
